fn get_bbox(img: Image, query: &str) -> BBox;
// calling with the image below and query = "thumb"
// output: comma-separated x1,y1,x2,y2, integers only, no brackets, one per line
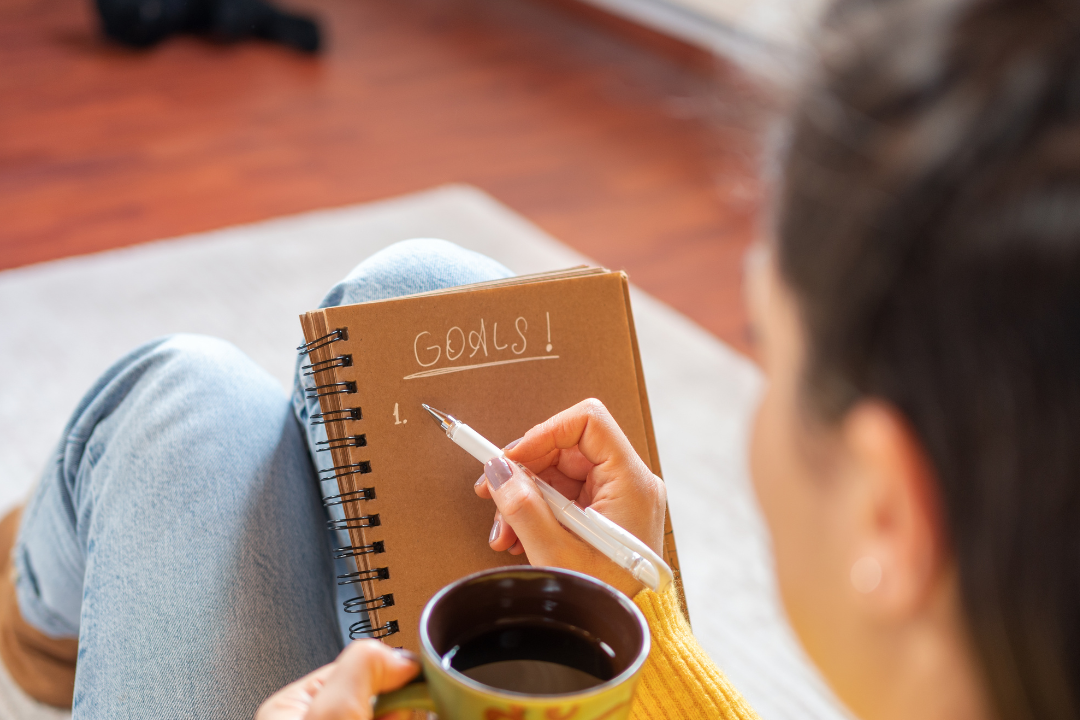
306,640,419,720
483,457,575,564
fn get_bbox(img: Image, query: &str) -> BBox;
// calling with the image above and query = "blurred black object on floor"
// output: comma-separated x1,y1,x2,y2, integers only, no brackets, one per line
94,0,321,52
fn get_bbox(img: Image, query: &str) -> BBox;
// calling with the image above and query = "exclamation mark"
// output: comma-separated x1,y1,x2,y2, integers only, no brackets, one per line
545,312,553,352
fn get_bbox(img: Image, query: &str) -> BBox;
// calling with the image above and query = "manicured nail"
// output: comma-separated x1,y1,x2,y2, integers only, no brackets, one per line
485,457,514,490
504,438,523,451
393,648,421,663
475,474,486,487
489,514,502,543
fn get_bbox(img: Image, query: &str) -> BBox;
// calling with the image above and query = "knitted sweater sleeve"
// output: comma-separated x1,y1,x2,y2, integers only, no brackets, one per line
629,586,760,720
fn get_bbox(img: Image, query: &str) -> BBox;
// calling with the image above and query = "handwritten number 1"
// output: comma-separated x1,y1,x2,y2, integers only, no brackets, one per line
393,403,406,425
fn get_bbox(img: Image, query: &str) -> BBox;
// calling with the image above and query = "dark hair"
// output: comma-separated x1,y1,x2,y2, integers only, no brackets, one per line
776,0,1080,717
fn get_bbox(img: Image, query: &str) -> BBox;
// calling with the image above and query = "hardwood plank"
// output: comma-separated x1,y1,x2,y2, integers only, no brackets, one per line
0,0,763,352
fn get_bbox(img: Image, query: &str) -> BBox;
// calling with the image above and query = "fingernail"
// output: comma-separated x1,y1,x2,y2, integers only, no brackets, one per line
485,457,514,490
489,514,501,543
393,648,421,663
504,438,523,451
475,474,486,487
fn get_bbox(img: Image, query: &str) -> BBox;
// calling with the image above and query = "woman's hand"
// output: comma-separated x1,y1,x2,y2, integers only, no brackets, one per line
474,398,667,598
255,640,419,720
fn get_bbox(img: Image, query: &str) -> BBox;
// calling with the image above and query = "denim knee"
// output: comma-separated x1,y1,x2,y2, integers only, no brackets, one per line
93,333,294,489
141,333,279,403
37,330,292,520
46,333,277,489
15,333,309,639
14,334,295,636
318,238,514,309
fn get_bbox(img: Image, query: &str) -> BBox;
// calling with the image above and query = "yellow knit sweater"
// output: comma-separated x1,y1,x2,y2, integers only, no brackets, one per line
630,587,760,720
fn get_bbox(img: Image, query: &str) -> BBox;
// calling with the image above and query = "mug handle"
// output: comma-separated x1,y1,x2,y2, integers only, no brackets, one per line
373,680,437,716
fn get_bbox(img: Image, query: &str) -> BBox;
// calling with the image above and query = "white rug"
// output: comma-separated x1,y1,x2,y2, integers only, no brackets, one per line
0,185,848,720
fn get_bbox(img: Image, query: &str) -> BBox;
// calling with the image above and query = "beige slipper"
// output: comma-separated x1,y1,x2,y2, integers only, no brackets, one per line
0,508,77,709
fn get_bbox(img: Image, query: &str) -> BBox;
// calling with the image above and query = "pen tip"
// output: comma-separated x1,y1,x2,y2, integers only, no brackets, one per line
422,404,453,431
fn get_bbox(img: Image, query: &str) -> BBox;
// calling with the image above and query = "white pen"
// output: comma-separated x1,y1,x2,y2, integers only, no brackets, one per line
422,403,673,593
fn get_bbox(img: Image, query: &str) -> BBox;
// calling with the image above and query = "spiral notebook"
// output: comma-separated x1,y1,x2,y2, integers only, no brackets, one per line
298,267,684,652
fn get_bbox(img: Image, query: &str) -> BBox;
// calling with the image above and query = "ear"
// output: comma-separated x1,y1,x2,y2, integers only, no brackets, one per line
840,400,946,616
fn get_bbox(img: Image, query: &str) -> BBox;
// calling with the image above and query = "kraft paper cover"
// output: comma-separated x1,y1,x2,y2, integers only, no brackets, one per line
299,270,681,652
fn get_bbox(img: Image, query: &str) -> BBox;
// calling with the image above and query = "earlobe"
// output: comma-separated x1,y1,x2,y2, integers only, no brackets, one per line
842,401,945,613
851,556,883,593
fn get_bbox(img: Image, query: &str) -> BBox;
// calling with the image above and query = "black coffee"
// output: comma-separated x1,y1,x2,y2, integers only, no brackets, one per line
441,619,618,695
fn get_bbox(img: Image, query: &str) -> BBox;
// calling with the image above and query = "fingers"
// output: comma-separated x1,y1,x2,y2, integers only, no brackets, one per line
547,445,595,483
474,439,545,500
474,473,492,499
504,400,663,538
481,457,575,565
306,641,420,720
477,467,584,505
480,458,643,594
474,408,664,580
506,399,649,483
255,663,338,720
487,511,520,552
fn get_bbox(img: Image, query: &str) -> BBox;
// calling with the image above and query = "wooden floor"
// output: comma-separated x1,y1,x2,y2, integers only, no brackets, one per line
0,0,764,352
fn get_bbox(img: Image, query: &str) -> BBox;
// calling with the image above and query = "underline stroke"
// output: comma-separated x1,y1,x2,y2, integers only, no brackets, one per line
403,355,560,380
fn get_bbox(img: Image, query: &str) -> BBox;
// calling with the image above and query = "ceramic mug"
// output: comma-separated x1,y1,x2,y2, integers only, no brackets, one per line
373,566,651,720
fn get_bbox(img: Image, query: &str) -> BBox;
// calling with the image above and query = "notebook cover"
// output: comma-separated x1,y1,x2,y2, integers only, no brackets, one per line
301,270,679,651
617,274,688,620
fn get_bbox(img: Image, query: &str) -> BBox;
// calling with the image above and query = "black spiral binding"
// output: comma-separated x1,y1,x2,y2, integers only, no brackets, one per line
306,381,357,398
328,515,381,530
310,408,363,425
338,566,390,585
302,355,353,376
297,328,348,354
324,488,375,506
316,435,367,451
318,461,372,480
299,326,398,640
344,593,395,612
349,619,399,639
333,540,384,560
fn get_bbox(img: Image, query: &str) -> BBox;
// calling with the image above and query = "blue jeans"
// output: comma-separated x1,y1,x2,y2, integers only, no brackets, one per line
13,239,513,718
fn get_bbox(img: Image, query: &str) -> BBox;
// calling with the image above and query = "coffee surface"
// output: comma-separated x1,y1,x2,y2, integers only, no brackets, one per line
441,619,617,695
460,660,604,695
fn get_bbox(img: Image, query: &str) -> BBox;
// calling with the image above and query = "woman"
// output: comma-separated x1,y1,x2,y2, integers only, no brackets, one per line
4,0,1076,716
262,0,1080,716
